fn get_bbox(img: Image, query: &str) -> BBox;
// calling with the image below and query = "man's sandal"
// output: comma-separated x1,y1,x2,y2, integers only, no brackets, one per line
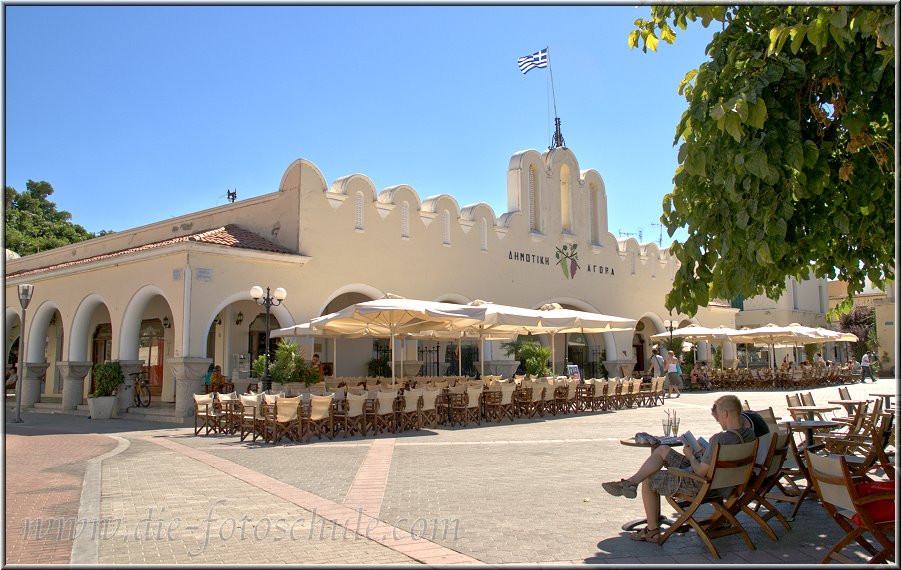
630,526,662,543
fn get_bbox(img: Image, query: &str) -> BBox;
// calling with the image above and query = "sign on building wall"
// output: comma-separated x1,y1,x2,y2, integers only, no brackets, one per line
508,244,615,280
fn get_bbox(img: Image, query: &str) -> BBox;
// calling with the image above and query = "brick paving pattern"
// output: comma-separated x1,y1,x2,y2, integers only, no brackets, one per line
4,378,896,564
5,432,117,564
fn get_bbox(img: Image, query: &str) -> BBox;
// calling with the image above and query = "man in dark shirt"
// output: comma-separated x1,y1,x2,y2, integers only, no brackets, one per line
601,395,756,542
741,409,770,437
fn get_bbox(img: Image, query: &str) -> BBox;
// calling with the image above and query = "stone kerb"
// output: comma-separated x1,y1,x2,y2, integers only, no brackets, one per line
22,362,50,407
116,360,144,412
57,361,93,409
167,356,212,416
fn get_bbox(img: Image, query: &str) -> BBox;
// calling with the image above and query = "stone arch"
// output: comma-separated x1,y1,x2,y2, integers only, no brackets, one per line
119,285,173,361
5,307,21,366
69,293,111,362
433,293,471,305
26,300,62,363
317,284,383,317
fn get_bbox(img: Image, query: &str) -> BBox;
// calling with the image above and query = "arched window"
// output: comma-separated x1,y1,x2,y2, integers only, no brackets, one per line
354,192,364,231
589,183,599,245
480,218,488,251
560,164,571,233
401,201,410,238
528,165,540,232
443,210,451,245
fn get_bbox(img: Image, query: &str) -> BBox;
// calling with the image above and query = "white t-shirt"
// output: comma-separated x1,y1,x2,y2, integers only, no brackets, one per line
861,353,871,367
651,354,665,375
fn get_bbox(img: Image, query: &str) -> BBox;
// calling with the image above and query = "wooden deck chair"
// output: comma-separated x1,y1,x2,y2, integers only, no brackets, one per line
238,393,266,442
627,378,643,408
215,391,241,435
371,390,398,433
335,392,368,438
482,389,502,422
785,393,804,420
193,393,221,436
805,451,896,564
271,396,303,444
462,386,483,426
498,383,517,421
420,388,441,428
306,394,334,441
823,411,895,480
658,440,759,559
838,386,851,401
590,379,608,411
541,380,557,416
398,388,423,432
721,432,790,542
744,431,793,536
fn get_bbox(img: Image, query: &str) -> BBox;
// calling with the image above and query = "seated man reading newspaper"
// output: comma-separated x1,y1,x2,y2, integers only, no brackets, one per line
601,394,756,543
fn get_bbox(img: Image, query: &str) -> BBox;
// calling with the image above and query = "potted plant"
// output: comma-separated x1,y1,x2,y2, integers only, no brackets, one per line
253,340,324,394
502,339,551,377
88,361,123,419
367,355,391,378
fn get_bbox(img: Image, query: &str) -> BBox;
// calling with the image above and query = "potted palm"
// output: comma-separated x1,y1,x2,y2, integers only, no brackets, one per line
88,361,123,419
254,339,323,395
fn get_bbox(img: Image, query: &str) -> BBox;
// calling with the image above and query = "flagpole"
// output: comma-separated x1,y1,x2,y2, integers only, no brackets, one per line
546,47,565,149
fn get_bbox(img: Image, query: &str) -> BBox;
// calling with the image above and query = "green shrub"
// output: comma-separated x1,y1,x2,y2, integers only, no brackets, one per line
253,339,323,386
91,361,123,398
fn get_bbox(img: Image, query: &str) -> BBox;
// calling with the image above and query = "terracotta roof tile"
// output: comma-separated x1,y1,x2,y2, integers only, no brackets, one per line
6,225,294,278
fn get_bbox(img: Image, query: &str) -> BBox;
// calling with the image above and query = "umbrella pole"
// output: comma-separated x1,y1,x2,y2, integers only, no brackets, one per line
550,332,556,376
391,331,396,388
333,337,338,377
480,335,485,379
458,334,462,378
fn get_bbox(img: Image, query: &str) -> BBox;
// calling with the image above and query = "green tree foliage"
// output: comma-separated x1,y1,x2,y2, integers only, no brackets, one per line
501,337,551,377
5,180,104,255
630,6,894,316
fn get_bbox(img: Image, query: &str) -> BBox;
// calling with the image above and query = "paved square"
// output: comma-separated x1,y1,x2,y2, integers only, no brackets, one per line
5,378,896,565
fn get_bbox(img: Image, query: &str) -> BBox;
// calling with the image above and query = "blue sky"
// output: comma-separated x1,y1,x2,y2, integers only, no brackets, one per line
5,6,715,246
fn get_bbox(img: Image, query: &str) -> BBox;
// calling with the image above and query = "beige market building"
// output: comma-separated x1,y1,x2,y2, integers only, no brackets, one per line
4,146,829,418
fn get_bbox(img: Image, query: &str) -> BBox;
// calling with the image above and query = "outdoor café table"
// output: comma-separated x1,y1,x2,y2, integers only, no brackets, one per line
786,405,840,422
869,392,896,410
616,436,688,533
780,419,840,520
826,399,871,416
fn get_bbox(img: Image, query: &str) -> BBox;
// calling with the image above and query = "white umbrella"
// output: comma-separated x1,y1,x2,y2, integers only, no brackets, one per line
536,303,637,376
310,296,487,386
273,316,374,377
650,324,740,370
729,323,825,369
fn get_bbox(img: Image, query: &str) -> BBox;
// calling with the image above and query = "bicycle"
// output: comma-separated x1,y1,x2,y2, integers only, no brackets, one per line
131,371,152,407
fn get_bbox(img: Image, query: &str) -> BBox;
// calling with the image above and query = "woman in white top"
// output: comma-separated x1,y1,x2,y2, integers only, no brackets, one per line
664,350,682,398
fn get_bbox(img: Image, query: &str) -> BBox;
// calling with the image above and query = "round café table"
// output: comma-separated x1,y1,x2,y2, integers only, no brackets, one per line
786,405,840,422
869,392,896,410
779,419,840,521
616,437,689,533
826,399,870,417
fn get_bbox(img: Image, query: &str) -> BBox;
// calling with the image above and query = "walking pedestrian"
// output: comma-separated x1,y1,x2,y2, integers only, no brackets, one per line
860,351,877,383
665,350,682,398
649,349,665,377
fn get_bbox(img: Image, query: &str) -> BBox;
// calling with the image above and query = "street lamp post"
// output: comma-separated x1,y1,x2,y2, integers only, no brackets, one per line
663,319,677,353
250,285,287,392
13,284,34,423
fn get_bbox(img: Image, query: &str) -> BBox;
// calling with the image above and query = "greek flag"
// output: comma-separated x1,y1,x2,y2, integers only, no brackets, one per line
517,48,548,74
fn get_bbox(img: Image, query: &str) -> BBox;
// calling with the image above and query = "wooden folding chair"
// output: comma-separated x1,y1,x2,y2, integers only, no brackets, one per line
658,440,759,559
238,394,266,442
306,394,334,441
462,386,483,426
397,388,423,431
271,396,303,444
193,393,221,436
420,388,441,428
805,451,896,564
743,431,793,537
335,392,368,437
498,383,517,421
